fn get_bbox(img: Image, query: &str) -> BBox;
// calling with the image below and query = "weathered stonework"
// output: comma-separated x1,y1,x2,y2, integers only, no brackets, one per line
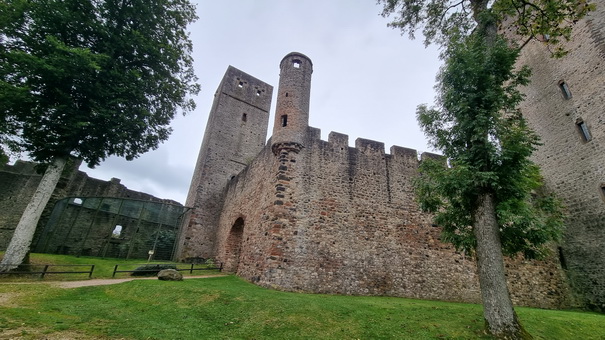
176,66,273,260
506,0,605,311
178,52,576,309
0,159,180,257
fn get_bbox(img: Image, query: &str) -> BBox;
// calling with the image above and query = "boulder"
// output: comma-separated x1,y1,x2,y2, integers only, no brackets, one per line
157,269,183,281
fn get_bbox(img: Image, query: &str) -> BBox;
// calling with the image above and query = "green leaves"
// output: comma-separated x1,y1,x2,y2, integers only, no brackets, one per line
0,0,200,166
492,0,594,57
413,33,564,259
379,0,593,55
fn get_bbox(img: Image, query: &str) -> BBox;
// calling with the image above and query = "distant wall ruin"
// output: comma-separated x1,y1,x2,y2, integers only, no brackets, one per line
0,159,183,260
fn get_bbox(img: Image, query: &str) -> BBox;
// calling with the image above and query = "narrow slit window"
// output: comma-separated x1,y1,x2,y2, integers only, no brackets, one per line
281,115,288,127
559,81,572,99
576,119,592,142
293,60,301,68
600,184,605,201
242,113,247,122
238,81,244,88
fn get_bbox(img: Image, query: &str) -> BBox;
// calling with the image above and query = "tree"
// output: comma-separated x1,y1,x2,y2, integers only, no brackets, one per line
378,0,592,338
0,0,199,271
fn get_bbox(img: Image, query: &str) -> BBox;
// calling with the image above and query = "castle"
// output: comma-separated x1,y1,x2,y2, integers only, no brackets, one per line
175,52,571,309
177,4,605,312
1,2,602,312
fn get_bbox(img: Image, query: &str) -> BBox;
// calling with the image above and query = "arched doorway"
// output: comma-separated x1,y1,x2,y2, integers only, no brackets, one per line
224,217,244,273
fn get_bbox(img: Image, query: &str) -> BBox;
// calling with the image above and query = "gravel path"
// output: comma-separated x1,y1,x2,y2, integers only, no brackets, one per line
1,274,227,289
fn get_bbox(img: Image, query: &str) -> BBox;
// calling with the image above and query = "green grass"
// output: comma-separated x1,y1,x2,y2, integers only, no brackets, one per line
0,252,220,280
1,253,604,339
0,277,603,339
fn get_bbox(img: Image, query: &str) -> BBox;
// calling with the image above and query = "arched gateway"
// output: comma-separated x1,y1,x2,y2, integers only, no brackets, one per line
223,217,244,272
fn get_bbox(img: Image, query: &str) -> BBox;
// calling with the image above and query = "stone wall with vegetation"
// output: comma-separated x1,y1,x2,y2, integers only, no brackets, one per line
0,159,180,260
509,1,605,311
215,128,573,309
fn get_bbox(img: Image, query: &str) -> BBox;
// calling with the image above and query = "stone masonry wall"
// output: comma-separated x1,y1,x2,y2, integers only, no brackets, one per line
177,66,272,261
215,127,572,309
0,159,178,252
509,0,605,311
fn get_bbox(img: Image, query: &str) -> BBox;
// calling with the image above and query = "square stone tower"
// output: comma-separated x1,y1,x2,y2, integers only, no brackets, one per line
176,66,273,260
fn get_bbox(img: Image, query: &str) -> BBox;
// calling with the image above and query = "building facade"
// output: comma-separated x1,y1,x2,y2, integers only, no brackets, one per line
507,1,605,311
178,52,576,309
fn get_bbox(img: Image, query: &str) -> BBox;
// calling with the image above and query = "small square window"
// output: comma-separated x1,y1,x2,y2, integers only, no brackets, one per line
293,60,301,68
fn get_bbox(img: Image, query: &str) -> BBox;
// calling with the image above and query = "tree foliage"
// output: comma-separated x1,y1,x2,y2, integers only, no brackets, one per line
379,0,594,55
0,0,200,166
378,0,590,337
0,0,199,272
414,34,565,259
378,0,591,261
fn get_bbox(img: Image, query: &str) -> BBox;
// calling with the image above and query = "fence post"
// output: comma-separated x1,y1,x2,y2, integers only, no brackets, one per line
89,265,95,278
112,264,119,278
219,262,223,271
190,263,194,274
41,265,49,278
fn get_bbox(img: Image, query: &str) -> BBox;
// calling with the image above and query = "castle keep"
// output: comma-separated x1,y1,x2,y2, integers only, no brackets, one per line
177,52,572,309
508,0,605,311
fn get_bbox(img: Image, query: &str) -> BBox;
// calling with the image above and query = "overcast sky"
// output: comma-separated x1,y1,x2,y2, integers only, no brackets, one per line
83,1,442,204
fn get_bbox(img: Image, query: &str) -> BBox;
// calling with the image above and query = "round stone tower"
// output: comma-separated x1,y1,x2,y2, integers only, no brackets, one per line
271,52,313,154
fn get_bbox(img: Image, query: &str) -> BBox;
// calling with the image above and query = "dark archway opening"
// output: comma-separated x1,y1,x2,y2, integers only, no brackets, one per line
225,217,244,273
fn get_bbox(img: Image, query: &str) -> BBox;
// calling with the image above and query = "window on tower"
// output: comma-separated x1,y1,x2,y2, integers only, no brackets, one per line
281,115,288,127
576,118,591,142
293,60,301,68
242,113,247,122
558,80,572,99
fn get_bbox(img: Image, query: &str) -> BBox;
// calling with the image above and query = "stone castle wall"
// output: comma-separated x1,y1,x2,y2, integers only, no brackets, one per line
509,0,605,311
214,127,572,309
177,66,273,260
0,159,179,254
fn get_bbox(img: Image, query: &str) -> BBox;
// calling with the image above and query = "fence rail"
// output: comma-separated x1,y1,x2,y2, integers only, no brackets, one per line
0,264,95,278
112,263,223,277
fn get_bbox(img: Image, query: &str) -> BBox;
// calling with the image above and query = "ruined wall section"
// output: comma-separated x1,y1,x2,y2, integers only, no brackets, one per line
0,160,176,251
509,1,605,311
216,128,571,308
177,66,273,260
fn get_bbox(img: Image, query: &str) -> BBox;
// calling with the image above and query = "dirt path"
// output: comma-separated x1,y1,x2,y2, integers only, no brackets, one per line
1,274,228,289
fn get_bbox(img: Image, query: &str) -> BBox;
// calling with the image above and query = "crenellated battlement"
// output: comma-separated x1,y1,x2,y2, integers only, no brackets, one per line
307,126,440,164
180,52,572,310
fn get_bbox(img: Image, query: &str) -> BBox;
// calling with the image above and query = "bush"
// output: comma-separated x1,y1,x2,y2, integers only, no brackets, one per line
131,264,177,276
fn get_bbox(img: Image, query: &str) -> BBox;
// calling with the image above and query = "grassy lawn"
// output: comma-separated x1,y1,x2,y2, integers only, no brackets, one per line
0,253,604,339
0,252,221,280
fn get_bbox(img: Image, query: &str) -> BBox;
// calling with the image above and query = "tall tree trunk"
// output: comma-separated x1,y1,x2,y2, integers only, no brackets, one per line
0,156,67,272
473,192,530,339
